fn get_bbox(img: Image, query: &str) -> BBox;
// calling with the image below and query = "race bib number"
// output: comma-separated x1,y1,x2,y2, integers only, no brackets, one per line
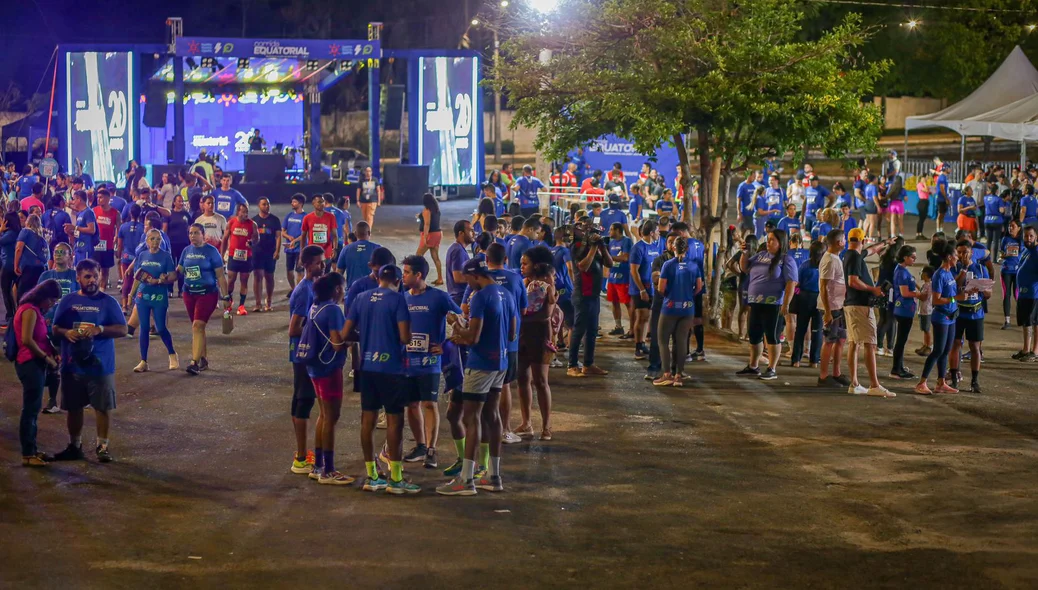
406,333,430,353
72,321,96,333
217,201,231,212
185,266,201,280
1007,244,1020,258
233,249,248,261
94,239,107,251
312,231,328,244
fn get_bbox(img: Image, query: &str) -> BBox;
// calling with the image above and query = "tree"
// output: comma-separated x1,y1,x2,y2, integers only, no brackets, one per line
492,0,886,319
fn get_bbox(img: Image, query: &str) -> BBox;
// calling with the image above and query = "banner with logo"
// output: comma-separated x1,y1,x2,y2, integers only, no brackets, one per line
569,135,683,184
175,37,380,60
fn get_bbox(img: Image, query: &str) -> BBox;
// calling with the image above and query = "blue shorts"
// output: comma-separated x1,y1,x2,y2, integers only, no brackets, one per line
227,258,253,273
285,251,300,271
253,255,277,274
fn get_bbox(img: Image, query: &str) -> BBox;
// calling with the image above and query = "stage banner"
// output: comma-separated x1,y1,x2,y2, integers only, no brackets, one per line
175,37,380,60
569,135,682,185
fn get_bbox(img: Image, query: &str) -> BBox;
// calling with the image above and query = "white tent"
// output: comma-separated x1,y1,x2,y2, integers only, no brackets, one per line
904,46,1038,176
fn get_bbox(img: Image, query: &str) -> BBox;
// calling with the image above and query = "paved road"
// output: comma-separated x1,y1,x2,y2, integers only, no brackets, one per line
1,201,1037,589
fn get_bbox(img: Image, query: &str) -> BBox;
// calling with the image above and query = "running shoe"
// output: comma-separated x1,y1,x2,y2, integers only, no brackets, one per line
436,478,477,496
608,326,625,336
643,372,659,381
961,351,971,361
1019,352,1036,362
424,448,438,469
199,357,210,371
634,347,647,360
583,365,608,376
442,458,463,476
848,384,868,395
832,374,851,386
403,445,428,462
502,432,522,445
318,471,356,485
736,365,760,376
889,369,916,380
186,362,200,376
867,386,896,398
22,455,49,467
475,467,488,480
875,348,886,357
291,456,311,474
914,382,933,395
653,374,674,387
969,381,982,394
96,445,114,463
133,360,149,373
915,346,931,357
540,428,553,441
566,367,586,378
362,476,388,492
620,332,634,340
935,383,959,394
236,305,248,316
690,350,706,362
817,376,839,388
386,479,421,494
376,410,387,429
52,444,85,461
475,475,504,492
309,466,321,480
549,358,565,368
1001,321,1011,330
42,403,62,414
949,371,961,389
759,368,778,381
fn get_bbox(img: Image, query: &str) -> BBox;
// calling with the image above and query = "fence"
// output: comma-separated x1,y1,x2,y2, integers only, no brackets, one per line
902,158,1021,184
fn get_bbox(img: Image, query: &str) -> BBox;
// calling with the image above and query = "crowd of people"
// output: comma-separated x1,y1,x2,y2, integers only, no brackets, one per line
4,154,1038,498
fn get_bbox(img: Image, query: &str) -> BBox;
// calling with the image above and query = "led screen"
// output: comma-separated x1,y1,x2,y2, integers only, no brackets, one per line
417,56,480,186
139,92,304,171
66,51,134,185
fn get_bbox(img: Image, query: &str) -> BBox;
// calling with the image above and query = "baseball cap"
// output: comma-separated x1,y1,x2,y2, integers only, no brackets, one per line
462,258,491,276
608,192,621,205
848,228,865,242
378,264,402,282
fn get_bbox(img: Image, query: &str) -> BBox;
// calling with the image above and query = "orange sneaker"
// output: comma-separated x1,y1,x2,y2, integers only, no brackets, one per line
236,305,248,316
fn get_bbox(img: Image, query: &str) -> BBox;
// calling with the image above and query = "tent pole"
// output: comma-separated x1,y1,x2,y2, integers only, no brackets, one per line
1022,140,1027,170
959,134,966,185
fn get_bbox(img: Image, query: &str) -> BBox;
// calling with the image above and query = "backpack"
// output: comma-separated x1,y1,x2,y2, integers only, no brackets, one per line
293,303,337,366
4,323,18,362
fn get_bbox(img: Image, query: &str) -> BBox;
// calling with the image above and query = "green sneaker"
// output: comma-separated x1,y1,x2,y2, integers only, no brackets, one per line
290,457,310,474
362,476,388,492
442,458,463,476
475,467,487,479
386,478,421,495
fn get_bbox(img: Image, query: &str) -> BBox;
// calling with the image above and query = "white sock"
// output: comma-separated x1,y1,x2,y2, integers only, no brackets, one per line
72,436,82,448
490,456,501,477
462,459,476,481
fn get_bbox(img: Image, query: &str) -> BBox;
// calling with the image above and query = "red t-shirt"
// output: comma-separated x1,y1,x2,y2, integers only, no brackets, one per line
226,217,257,261
584,187,606,202
607,170,625,184
580,178,594,192
301,211,338,257
549,173,577,189
92,206,119,251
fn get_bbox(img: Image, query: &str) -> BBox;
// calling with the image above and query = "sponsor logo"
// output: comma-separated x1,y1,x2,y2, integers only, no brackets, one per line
254,41,309,58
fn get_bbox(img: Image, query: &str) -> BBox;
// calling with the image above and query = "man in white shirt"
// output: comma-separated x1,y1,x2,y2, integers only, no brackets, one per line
195,195,227,248
818,228,851,388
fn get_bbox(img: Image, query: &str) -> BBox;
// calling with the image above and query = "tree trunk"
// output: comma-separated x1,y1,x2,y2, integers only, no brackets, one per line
709,172,733,326
674,133,695,224
695,127,721,318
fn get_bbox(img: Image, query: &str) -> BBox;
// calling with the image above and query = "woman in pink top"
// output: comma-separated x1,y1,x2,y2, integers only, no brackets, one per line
915,173,932,240
13,278,62,467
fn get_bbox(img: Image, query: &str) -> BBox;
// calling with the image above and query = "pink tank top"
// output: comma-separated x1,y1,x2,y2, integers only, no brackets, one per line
14,303,55,364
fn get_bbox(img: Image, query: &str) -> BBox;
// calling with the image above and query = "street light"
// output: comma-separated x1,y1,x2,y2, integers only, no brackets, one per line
528,0,560,14
904,19,919,30
471,18,480,26
1027,24,1036,33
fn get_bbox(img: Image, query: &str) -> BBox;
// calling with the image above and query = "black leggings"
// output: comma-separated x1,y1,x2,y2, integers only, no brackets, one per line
1002,272,1017,318
891,315,914,373
1,267,17,322
877,306,895,350
916,199,928,235
791,293,822,364
922,320,955,380
986,224,1003,261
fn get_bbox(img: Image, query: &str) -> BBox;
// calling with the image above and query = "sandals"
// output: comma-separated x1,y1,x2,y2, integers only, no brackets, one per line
432,279,445,286
515,425,535,439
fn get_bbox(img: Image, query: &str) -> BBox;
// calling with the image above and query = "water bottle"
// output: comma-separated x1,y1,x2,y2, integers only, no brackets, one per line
222,308,234,334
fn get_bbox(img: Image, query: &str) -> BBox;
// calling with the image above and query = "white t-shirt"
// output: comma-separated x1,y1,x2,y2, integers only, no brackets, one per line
197,213,227,248
818,251,846,311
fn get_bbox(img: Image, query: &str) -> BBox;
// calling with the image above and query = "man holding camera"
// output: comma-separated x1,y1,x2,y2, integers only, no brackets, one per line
843,228,894,398
50,259,129,463
567,218,614,377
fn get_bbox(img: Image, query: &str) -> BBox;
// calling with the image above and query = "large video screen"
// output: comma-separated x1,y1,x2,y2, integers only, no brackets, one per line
417,56,480,186
139,92,304,171
66,51,134,185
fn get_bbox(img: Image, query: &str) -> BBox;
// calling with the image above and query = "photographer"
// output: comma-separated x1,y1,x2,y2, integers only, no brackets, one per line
843,228,894,398
567,218,613,377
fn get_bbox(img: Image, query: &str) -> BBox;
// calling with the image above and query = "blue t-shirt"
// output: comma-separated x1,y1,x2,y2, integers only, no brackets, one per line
628,240,661,295
628,193,645,219
956,261,987,320
405,287,461,375
38,268,78,321
16,176,37,197
445,242,470,304
608,237,634,285
982,195,1005,226
53,291,127,376
1021,195,1038,223
283,211,306,253
135,249,176,301
467,283,511,371
514,176,545,209
864,184,878,205
736,181,756,217
488,268,525,353
599,208,627,235
789,247,809,269
842,217,858,241
212,188,247,218
935,174,948,202
763,187,785,221
288,277,314,362
660,258,701,317
958,195,977,218
655,200,676,216
971,242,990,266
347,287,410,374
804,186,829,219
892,265,917,318
325,205,351,244
777,216,801,236
134,230,171,256
336,240,381,287
552,245,573,300
305,301,347,378
1019,245,1038,298
1001,236,1023,275
16,229,49,270
811,221,832,243
0,230,18,271
746,251,798,305
178,244,224,295
687,239,706,278
931,267,958,324
117,221,145,262
73,208,98,262
506,234,532,269
44,208,72,251
797,260,819,293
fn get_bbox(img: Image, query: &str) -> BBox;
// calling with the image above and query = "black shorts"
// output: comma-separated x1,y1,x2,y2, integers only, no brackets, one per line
504,350,518,383
285,251,300,271
954,316,984,342
291,362,316,419
253,255,277,274
558,298,574,327
360,371,406,414
60,372,116,412
748,303,782,345
91,250,116,269
406,373,440,403
449,389,464,404
633,291,652,309
227,258,253,273
694,292,704,319
1019,298,1038,327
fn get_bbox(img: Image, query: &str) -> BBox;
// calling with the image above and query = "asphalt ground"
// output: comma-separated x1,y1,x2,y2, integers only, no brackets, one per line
1,201,1037,589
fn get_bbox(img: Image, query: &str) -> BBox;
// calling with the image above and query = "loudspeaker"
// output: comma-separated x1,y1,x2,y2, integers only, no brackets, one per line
144,84,168,128
383,84,405,131
383,164,429,205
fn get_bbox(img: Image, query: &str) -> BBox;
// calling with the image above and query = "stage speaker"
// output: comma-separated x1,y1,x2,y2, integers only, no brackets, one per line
144,84,168,128
383,164,429,205
383,85,405,131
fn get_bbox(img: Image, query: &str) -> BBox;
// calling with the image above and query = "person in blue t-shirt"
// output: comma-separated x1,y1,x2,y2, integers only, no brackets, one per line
211,175,248,219
402,255,462,469
63,190,97,266
36,243,77,412
606,223,634,337
286,245,326,476
43,194,71,255
440,257,516,496
628,184,645,225
629,220,661,359
790,241,824,369
16,166,38,198
551,227,575,344
776,203,802,238
506,217,538,269
1000,220,1023,328
511,165,545,219
890,245,924,379
323,193,351,262
947,240,989,393
600,194,630,239
304,271,353,486
15,214,49,295
763,175,786,224
50,259,128,463
446,220,474,306
178,223,231,375
1019,187,1038,226
336,221,381,287
982,188,1008,256
655,236,703,386
128,229,178,373
802,176,830,233
281,194,308,292
917,242,961,395
344,264,413,494
483,243,525,444
736,170,759,233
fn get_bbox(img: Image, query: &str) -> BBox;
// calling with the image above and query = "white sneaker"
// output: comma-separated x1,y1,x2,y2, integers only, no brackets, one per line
168,353,179,371
884,349,893,357
549,358,565,368
848,384,868,395
867,386,896,398
133,360,149,373
876,349,886,357
502,431,522,445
